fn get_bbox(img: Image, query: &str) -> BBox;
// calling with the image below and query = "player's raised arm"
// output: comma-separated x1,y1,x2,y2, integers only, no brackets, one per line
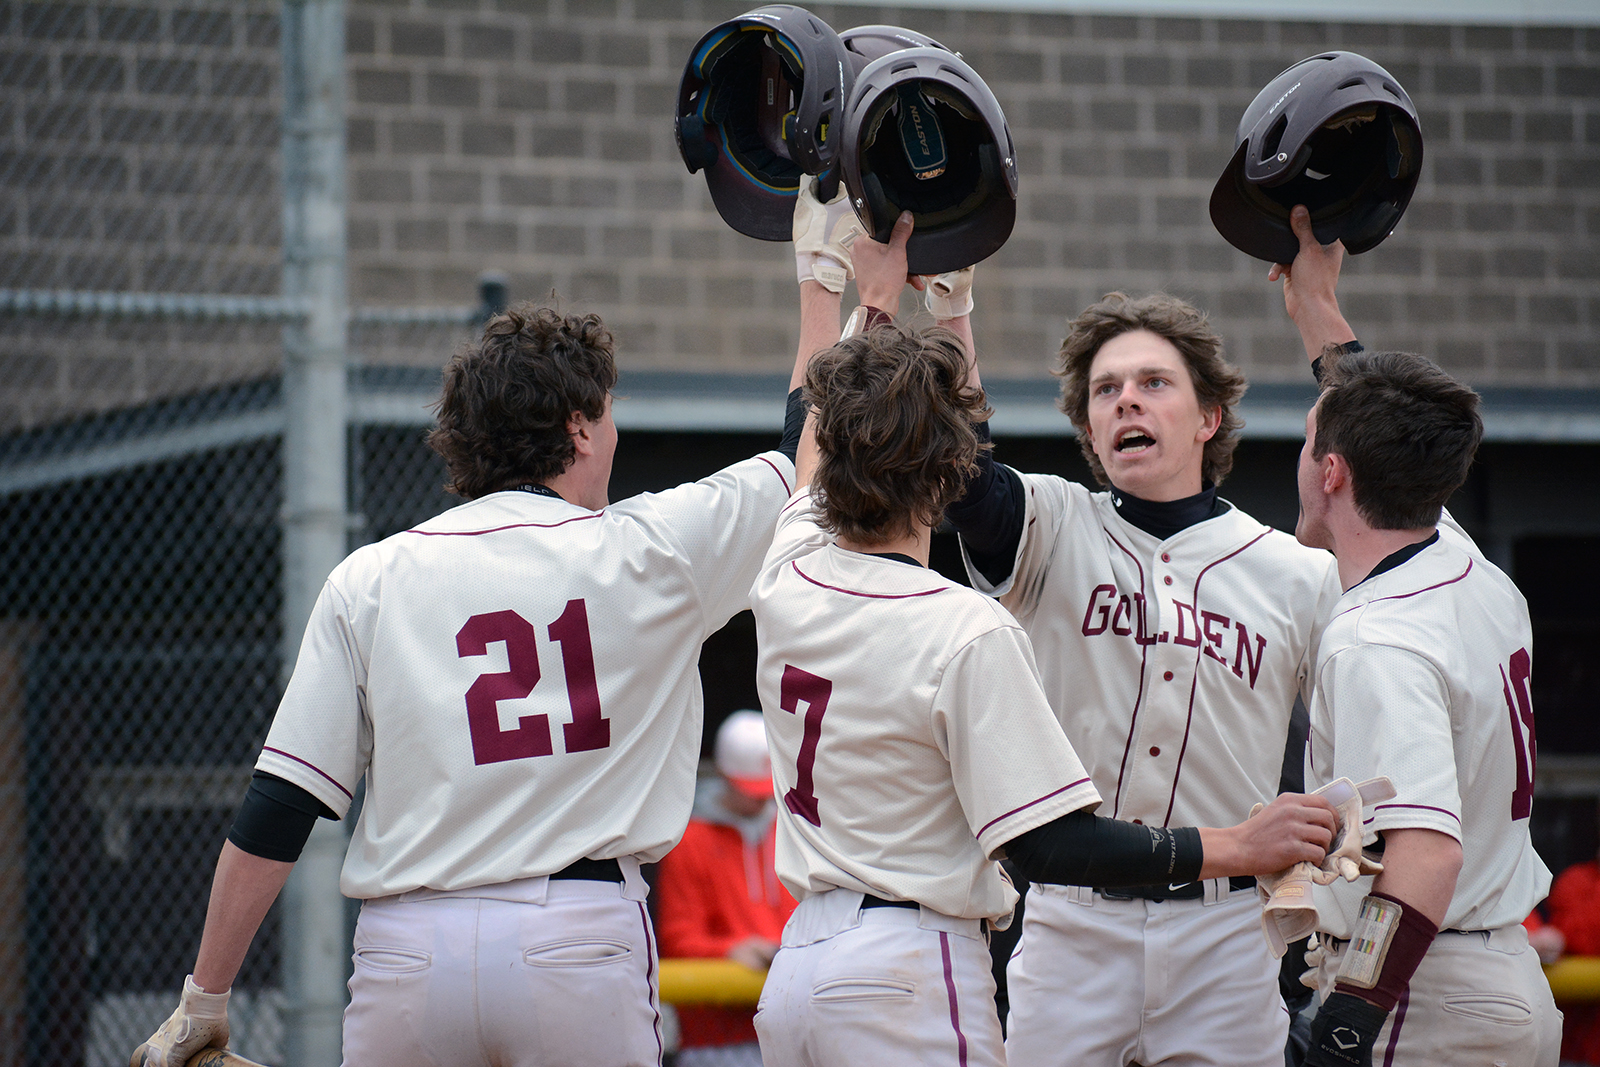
794,209,917,490
1269,204,1358,370
936,260,1026,591
925,267,979,392
781,177,855,479
999,792,1337,890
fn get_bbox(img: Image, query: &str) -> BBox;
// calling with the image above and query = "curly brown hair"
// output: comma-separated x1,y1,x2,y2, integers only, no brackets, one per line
806,324,992,546
1314,346,1482,530
1054,292,1247,488
427,304,617,499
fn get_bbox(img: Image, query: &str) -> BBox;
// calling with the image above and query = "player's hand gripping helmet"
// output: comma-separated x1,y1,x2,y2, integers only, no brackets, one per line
839,47,1018,276
675,5,852,241
1209,51,1423,264
839,24,953,75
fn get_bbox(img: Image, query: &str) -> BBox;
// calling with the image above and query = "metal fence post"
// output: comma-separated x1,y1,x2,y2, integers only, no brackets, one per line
280,2,349,1065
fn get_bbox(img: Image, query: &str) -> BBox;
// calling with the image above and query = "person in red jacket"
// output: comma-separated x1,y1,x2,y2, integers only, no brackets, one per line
1527,853,1600,1065
656,710,796,1067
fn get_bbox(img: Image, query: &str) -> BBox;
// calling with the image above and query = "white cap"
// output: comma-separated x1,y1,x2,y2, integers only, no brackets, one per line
714,710,772,799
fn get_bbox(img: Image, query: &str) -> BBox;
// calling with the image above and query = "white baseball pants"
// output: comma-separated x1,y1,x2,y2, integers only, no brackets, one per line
1005,882,1288,1067
1311,923,1561,1067
754,889,1004,1067
341,876,663,1067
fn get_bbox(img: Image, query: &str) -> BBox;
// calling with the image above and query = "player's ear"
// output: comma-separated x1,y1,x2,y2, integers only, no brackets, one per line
1196,404,1223,442
1323,452,1350,495
568,411,594,455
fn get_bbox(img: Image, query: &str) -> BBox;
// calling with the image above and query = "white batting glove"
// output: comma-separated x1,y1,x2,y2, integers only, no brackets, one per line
1310,776,1394,885
793,177,863,294
1251,799,1322,959
924,266,975,318
131,975,230,1067
1300,933,1326,990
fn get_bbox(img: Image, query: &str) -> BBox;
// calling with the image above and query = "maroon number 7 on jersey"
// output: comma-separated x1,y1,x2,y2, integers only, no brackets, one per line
780,665,832,826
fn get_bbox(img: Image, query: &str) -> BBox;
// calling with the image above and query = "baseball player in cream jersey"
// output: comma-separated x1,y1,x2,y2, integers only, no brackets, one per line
134,303,812,1067
749,215,1339,1067
936,280,1340,1065
1273,205,1562,1067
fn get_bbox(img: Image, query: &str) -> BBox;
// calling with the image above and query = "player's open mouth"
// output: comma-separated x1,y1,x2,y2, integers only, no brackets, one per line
1115,431,1156,454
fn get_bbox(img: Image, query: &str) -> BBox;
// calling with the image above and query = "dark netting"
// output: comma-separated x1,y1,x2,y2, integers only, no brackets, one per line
0,3,294,1061
0,380,287,1064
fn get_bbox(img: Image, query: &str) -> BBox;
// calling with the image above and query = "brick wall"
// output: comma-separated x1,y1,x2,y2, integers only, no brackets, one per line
344,0,1598,385
0,1,282,428
0,0,1595,430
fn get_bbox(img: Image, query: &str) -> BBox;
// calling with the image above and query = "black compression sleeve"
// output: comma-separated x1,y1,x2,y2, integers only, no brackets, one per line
1310,339,1364,384
944,424,1025,587
1002,810,1204,888
228,771,337,863
778,387,805,463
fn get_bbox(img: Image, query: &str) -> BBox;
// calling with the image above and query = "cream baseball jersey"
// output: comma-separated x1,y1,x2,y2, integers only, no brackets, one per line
257,453,795,899
750,490,1101,923
963,474,1340,830
1308,512,1552,939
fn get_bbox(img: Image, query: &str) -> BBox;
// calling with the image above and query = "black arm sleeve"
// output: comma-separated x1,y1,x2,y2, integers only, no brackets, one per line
778,387,805,463
1001,810,1204,888
943,422,1026,588
227,770,337,863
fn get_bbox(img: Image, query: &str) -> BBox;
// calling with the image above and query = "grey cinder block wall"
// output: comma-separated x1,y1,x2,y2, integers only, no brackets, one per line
0,0,1594,430
342,0,1597,386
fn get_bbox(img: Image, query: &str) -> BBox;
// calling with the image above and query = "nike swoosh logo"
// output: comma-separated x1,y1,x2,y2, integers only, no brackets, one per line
1168,883,1191,892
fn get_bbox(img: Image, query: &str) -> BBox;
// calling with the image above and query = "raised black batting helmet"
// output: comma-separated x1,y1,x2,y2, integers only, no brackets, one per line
674,5,852,241
840,47,1018,276
1210,51,1423,264
840,24,953,76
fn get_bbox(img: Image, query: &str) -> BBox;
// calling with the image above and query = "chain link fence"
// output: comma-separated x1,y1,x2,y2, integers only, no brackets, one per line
0,3,477,1063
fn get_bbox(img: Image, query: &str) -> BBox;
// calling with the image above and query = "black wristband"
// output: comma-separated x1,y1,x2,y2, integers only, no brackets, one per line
1311,339,1364,384
1303,991,1389,1067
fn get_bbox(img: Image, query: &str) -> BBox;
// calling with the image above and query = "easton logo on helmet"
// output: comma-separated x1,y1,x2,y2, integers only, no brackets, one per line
1267,80,1301,117
897,86,947,180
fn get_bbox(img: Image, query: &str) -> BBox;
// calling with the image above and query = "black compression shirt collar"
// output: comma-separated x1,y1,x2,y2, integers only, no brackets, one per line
866,551,923,568
1355,530,1441,588
1108,483,1225,541
510,483,565,500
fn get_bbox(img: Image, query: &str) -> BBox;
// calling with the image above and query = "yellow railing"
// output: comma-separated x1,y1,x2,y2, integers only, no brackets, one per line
659,959,766,1006
658,956,1600,1007
1547,956,1600,1002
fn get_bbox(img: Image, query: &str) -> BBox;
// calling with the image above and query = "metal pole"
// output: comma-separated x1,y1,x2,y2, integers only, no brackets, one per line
280,2,349,1064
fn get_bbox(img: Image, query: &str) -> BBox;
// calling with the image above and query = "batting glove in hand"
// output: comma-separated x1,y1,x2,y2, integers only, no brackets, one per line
1303,990,1388,1067
1256,777,1392,958
793,177,864,294
131,975,230,1067
924,266,975,318
1312,777,1394,885
1255,853,1321,958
